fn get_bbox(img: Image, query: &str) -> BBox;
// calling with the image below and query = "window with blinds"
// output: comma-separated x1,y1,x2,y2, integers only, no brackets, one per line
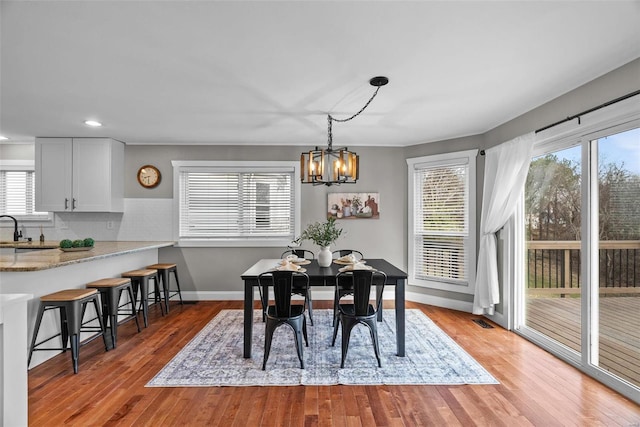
0,169,48,219
174,161,300,246
407,150,477,293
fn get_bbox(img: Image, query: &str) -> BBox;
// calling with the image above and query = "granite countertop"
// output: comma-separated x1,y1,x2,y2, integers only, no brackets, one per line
0,240,60,249
0,241,175,272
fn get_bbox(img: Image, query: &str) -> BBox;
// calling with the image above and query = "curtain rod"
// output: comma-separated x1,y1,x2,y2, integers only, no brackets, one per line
534,89,640,134
480,89,640,155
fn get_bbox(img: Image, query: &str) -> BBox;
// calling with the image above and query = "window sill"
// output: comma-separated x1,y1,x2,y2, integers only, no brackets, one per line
175,238,295,248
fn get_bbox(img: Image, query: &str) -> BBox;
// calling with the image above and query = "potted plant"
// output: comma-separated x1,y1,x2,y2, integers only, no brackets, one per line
295,217,343,267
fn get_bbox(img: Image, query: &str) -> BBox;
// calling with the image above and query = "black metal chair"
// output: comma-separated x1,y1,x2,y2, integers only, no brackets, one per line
332,269,387,368
331,249,365,326
279,249,315,325
258,270,310,370
281,249,315,260
331,249,364,260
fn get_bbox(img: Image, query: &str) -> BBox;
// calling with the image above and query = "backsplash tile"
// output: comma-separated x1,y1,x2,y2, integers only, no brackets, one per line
3,198,173,243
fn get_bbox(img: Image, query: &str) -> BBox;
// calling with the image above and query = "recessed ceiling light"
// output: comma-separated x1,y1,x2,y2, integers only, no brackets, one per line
84,120,102,127
0,136,8,140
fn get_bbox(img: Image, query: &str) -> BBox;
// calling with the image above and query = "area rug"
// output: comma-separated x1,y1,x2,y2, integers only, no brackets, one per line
147,309,498,386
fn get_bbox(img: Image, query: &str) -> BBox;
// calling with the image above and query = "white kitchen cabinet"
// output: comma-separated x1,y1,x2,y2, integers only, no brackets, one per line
35,138,124,212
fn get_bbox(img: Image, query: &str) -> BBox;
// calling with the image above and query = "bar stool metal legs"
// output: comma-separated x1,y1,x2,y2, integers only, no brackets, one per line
122,269,160,327
28,289,109,374
86,278,140,349
146,263,183,314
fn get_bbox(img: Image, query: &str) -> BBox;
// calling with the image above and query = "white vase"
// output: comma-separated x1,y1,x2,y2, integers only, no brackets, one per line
317,246,332,267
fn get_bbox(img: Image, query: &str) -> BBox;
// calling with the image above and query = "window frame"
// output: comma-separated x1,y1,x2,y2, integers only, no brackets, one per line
172,160,301,247
509,95,640,403
0,159,53,223
407,149,477,294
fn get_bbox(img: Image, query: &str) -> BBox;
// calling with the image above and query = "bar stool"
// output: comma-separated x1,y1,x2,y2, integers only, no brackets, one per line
146,263,183,314
86,278,140,349
122,268,160,327
28,288,109,374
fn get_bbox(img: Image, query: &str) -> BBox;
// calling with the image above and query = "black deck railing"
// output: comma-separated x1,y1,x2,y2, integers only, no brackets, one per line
526,241,640,291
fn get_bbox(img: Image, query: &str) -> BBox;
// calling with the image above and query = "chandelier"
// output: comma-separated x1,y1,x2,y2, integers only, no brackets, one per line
300,76,389,186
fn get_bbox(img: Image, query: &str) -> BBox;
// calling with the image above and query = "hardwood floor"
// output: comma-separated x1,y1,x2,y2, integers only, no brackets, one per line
28,300,640,426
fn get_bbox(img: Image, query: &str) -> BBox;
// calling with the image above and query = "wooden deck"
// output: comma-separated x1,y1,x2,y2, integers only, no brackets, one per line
526,295,640,387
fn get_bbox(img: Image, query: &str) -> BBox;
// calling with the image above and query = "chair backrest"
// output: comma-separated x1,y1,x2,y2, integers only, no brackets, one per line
258,270,309,318
336,270,387,316
281,249,315,260
332,249,364,260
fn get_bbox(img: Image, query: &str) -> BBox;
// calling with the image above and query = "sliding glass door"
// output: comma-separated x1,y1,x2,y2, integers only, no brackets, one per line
520,124,640,398
592,128,640,386
524,144,582,354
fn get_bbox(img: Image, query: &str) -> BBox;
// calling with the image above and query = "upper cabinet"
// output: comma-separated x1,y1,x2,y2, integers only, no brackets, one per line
35,138,124,212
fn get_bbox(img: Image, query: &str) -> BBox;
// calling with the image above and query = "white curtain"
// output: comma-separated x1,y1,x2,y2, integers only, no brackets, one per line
473,132,535,315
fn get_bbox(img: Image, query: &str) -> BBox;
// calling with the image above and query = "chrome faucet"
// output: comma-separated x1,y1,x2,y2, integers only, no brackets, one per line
0,215,22,241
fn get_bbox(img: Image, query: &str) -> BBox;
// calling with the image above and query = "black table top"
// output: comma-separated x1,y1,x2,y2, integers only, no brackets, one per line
241,258,407,281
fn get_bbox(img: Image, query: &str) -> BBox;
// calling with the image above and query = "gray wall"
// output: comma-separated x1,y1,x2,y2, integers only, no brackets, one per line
484,58,640,147
125,145,406,295
4,57,638,305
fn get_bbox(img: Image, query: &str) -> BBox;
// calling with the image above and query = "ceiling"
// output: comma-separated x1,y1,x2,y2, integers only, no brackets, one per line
1,1,639,148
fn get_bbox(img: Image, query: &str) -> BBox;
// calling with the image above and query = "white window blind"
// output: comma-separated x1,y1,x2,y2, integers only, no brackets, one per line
407,150,477,293
0,170,47,217
413,163,468,283
177,165,297,243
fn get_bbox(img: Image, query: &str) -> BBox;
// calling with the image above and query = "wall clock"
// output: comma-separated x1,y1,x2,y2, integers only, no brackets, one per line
137,165,161,188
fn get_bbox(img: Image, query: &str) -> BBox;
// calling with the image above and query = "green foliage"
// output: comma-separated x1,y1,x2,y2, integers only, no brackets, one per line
295,217,343,248
60,237,95,248
525,152,640,241
420,165,466,232
525,154,581,240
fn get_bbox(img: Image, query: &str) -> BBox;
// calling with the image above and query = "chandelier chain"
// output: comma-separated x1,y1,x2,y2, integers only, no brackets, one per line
327,85,382,150
301,76,387,185
330,86,382,123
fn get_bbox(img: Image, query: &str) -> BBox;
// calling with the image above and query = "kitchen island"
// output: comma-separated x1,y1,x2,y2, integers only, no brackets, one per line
1,293,30,427
0,241,175,368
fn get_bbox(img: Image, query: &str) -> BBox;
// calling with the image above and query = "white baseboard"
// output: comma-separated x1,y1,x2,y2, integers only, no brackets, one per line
181,290,473,313
405,291,473,313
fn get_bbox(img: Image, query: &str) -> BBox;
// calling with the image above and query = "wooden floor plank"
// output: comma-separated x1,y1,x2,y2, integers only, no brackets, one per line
241,386,269,426
26,300,640,426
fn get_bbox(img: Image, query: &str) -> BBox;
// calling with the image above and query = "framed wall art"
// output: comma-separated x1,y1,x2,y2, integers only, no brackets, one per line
327,192,380,220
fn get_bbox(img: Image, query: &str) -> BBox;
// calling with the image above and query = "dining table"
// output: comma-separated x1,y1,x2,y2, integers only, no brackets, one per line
240,258,408,358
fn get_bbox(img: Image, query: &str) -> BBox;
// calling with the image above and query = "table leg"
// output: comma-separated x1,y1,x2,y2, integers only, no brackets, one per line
243,279,254,358
395,278,406,357
376,285,384,322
